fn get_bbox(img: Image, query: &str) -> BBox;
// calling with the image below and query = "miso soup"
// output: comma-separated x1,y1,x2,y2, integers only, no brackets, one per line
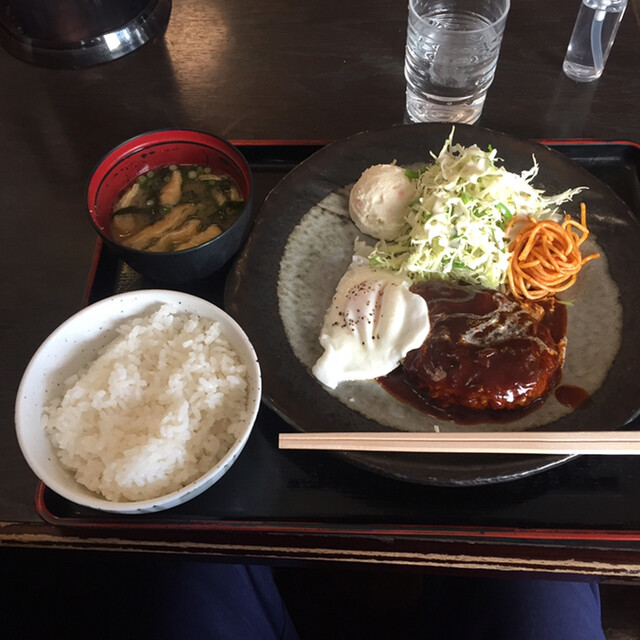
110,164,244,252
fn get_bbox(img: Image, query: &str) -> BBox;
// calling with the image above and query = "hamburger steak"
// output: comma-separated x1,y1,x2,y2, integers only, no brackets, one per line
402,281,567,411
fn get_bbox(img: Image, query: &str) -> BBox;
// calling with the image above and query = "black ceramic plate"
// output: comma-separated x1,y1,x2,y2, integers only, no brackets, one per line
225,123,640,486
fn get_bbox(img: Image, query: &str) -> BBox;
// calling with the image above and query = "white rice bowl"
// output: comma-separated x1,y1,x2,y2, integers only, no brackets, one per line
15,290,261,514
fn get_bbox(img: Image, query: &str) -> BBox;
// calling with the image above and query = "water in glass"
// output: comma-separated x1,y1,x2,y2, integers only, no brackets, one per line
405,1,509,124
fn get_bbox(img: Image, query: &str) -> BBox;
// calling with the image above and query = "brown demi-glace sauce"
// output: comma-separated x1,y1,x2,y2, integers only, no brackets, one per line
554,384,591,409
378,280,571,425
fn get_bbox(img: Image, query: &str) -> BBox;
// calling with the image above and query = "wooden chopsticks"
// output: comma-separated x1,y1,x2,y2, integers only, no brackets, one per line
278,431,640,455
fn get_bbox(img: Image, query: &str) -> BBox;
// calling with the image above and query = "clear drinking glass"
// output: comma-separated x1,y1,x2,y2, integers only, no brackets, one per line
404,0,510,124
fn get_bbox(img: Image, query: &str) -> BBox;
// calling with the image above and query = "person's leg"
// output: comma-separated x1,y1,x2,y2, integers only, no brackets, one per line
111,560,300,640
420,575,606,640
145,562,300,640
3,552,299,640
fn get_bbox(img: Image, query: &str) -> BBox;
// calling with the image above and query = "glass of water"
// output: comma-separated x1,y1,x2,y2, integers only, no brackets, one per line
405,0,510,124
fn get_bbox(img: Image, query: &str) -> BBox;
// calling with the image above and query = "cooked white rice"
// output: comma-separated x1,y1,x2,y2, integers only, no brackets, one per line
43,303,249,502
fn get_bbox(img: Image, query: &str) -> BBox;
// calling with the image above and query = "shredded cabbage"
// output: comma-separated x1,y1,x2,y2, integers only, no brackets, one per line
368,129,586,289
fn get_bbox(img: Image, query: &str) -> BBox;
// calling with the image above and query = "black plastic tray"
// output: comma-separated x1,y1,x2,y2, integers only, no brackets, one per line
37,139,640,540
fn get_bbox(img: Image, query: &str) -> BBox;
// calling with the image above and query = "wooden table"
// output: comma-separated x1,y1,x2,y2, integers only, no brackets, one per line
2,0,640,579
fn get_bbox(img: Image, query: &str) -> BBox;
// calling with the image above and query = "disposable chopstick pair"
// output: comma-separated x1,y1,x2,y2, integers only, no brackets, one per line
278,431,640,455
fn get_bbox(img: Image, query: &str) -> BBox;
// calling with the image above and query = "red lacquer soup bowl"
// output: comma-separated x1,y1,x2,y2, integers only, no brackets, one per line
87,129,253,284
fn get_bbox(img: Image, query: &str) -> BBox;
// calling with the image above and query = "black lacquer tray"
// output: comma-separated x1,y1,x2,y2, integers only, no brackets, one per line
36,137,640,543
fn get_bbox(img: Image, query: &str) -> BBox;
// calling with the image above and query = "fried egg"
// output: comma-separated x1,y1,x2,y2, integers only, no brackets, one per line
312,255,430,389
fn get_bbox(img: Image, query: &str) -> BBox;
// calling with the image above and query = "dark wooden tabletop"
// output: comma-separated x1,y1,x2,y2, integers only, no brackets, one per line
2,0,640,577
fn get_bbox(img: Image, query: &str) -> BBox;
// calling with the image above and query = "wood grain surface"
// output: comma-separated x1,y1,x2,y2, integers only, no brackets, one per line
1,0,639,575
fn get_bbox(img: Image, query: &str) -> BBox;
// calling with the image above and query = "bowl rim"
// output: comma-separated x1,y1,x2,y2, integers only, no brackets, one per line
85,128,254,256
15,289,262,514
